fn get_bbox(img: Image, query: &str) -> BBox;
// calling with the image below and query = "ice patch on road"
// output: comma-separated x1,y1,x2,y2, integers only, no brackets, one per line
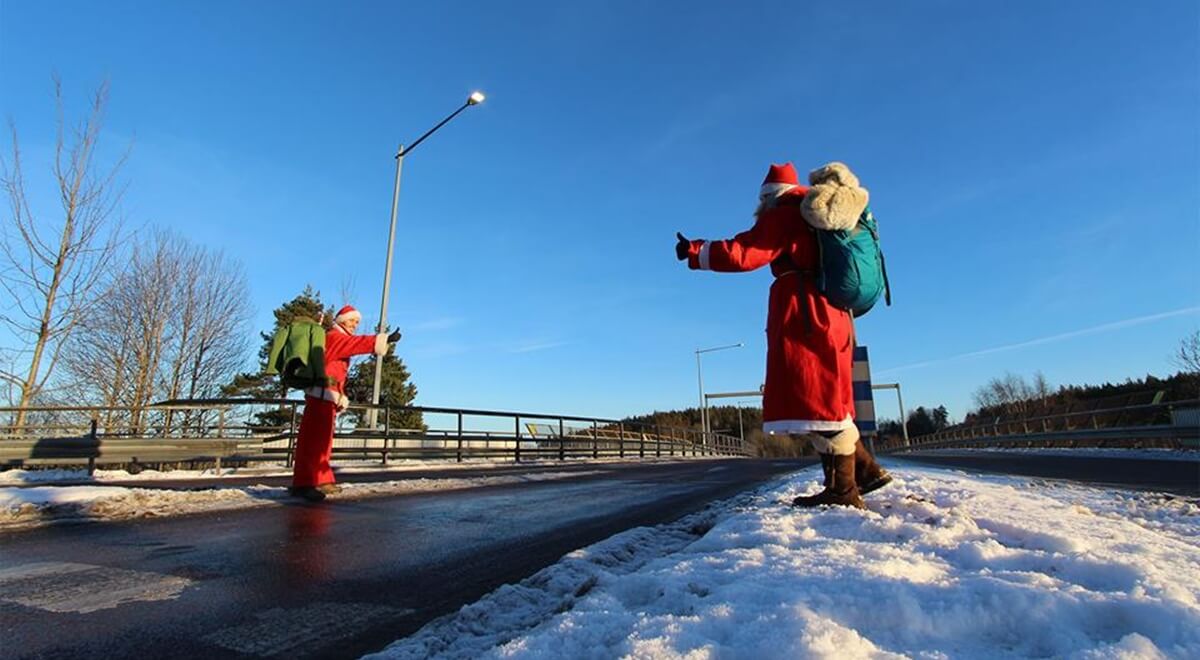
0,471,605,532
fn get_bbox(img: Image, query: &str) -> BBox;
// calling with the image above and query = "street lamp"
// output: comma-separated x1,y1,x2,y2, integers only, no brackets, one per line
695,343,742,442
370,91,486,427
872,382,911,449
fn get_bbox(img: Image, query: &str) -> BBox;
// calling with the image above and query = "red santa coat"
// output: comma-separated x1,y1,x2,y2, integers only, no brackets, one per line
304,325,384,406
687,188,856,434
292,325,383,488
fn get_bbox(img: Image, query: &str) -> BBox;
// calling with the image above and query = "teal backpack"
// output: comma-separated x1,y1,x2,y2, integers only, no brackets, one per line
813,208,892,317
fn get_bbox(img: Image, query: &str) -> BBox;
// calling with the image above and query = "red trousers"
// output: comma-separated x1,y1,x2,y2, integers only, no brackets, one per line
292,396,337,488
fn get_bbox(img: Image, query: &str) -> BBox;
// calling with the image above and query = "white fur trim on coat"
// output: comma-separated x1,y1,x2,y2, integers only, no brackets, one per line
804,424,859,456
801,161,868,231
374,333,388,356
698,241,713,270
763,415,855,435
304,387,343,406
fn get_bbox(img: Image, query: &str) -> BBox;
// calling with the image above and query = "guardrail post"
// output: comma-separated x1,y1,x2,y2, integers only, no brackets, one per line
87,419,97,476
515,415,521,463
558,418,565,461
618,422,625,459
382,407,390,466
456,412,464,463
639,426,645,459
286,404,298,469
592,420,599,459
654,422,661,458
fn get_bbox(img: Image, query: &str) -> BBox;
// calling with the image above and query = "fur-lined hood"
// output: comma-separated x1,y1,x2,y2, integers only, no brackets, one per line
800,162,868,231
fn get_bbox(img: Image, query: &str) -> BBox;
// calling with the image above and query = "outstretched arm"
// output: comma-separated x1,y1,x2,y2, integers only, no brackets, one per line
685,209,789,272
327,330,388,360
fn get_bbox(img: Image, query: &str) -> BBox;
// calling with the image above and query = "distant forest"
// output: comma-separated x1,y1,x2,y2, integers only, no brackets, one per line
628,367,1198,458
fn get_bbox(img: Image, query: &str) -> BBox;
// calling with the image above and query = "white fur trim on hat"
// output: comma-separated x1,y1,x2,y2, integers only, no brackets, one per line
759,182,798,199
335,308,362,324
801,162,868,231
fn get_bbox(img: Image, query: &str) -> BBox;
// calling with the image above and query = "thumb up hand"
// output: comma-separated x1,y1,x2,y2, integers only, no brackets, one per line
675,232,690,261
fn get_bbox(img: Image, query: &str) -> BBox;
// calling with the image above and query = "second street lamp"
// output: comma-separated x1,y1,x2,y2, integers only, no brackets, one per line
694,342,742,443
369,91,486,427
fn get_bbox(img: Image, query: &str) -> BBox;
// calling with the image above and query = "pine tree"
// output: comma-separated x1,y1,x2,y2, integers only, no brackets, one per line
343,348,423,431
221,286,332,428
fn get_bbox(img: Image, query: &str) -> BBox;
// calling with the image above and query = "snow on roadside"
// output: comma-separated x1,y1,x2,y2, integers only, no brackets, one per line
0,456,713,486
0,471,604,532
367,466,1200,660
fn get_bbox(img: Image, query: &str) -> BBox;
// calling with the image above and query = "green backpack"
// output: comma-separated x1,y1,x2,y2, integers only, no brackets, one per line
265,319,330,389
813,208,892,317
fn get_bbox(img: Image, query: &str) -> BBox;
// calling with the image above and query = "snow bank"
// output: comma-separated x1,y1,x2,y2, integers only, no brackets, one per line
368,467,1200,659
0,471,603,532
0,456,713,486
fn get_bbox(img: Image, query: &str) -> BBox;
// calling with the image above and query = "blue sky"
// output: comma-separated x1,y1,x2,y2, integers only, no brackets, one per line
2,1,1197,422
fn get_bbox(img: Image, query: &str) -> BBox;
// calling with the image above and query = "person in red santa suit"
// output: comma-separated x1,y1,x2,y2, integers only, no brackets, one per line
676,162,889,509
289,305,399,502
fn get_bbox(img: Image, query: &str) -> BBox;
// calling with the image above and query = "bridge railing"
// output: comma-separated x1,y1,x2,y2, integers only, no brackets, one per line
0,398,750,473
884,399,1200,453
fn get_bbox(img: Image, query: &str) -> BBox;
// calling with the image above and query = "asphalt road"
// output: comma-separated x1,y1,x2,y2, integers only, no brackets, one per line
886,451,1199,496
0,458,811,660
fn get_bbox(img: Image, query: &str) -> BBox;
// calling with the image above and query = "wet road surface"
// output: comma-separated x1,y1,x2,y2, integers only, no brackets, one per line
0,458,811,659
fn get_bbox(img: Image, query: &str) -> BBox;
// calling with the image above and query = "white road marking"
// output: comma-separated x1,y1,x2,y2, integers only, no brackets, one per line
202,601,412,657
0,561,192,613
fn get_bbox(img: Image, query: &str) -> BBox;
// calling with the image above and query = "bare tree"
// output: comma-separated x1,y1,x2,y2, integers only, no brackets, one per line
972,372,1036,417
338,275,357,311
1173,330,1200,375
162,243,249,431
0,77,127,427
63,230,250,434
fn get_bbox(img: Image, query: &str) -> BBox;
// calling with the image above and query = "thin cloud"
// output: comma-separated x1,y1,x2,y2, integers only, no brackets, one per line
875,306,1200,376
509,340,570,354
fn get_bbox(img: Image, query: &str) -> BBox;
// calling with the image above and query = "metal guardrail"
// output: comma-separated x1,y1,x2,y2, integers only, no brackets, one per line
884,399,1200,453
0,398,750,473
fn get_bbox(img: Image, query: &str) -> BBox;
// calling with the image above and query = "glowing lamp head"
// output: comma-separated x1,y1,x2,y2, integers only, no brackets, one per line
467,91,486,105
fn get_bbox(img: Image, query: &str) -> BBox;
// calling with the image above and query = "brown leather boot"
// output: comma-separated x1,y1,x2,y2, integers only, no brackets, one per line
792,453,865,509
855,439,892,495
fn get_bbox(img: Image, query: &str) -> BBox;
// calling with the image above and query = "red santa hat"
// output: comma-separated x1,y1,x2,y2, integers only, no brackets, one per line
334,305,362,325
760,162,801,200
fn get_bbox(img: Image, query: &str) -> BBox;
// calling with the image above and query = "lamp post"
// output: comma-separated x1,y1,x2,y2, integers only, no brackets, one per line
369,91,485,428
872,382,911,448
694,343,742,443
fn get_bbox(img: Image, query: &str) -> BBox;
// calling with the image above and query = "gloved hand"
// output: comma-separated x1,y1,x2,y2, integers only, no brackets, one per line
387,327,402,343
675,232,690,261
